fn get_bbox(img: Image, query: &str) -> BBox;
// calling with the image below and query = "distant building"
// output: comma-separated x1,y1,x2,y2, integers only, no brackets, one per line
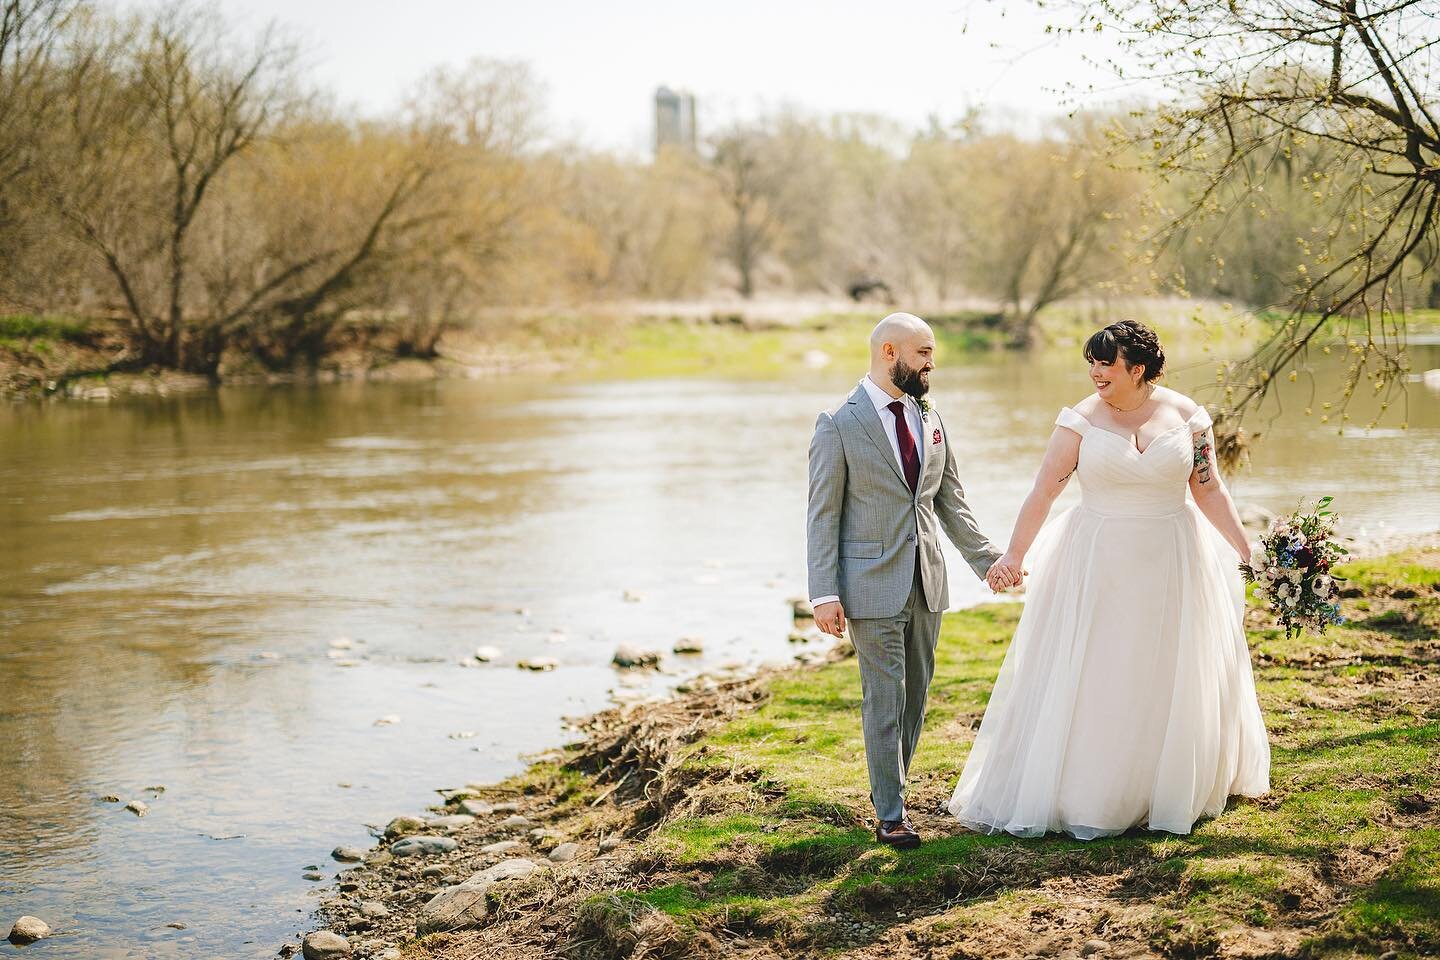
654,86,697,154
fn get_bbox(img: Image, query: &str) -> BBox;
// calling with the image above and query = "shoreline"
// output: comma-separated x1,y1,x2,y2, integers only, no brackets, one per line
288,537,1440,960
1,296,1286,402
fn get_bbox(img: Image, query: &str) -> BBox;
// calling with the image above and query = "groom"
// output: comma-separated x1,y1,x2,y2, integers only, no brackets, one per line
807,312,1015,849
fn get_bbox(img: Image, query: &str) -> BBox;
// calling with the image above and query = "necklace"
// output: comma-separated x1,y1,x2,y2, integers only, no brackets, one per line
1105,383,1154,413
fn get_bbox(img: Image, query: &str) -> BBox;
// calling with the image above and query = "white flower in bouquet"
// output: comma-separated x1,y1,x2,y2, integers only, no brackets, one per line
1249,546,1268,572
1312,574,1334,597
1276,582,1292,601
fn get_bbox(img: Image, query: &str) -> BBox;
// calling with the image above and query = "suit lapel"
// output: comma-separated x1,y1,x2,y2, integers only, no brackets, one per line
847,384,908,489
921,409,944,489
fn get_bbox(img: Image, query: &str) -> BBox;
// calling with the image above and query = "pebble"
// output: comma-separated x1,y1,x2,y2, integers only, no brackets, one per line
358,901,389,918
482,840,523,854
622,589,645,603
390,835,458,858
548,842,579,863
598,837,624,853
516,657,559,672
301,930,352,959
7,916,50,944
303,872,325,881
380,951,401,960
672,636,704,654
331,846,366,863
420,865,447,879
529,827,560,841
497,814,533,830
329,638,353,650
473,645,501,662
372,715,400,726
1081,940,1111,956
99,794,120,803
612,644,661,669
383,815,427,839
124,800,149,817
457,799,494,817
492,801,521,814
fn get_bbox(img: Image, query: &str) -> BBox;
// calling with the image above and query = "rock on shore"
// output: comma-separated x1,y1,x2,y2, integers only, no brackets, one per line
301,930,351,959
389,835,457,858
417,858,541,935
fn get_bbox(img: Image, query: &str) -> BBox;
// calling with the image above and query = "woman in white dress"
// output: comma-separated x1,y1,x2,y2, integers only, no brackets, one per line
949,320,1270,839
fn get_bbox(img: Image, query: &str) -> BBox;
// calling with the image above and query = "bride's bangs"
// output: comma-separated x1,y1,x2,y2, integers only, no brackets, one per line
1083,329,1120,365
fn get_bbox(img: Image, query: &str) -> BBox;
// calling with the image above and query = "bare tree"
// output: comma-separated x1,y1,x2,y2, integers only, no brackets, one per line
0,0,77,291
1065,0,1440,463
32,4,448,374
959,130,1138,346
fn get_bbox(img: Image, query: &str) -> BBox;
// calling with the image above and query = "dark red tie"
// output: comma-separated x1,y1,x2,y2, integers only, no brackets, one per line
888,400,920,494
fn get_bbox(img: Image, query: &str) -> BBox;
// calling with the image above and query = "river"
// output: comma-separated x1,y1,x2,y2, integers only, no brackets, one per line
2,341,1438,957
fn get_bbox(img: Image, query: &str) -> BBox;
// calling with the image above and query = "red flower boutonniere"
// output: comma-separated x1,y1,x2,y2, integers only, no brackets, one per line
931,428,942,445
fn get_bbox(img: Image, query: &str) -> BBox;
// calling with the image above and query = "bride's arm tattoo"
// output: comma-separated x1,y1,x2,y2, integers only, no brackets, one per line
1192,431,1213,484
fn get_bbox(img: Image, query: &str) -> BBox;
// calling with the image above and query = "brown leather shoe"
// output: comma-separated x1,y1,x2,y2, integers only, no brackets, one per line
876,818,921,849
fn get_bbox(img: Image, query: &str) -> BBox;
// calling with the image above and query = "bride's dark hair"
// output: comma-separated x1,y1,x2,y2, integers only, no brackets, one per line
1083,320,1165,383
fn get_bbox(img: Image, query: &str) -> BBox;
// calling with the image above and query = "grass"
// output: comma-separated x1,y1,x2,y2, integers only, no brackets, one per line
576,549,1440,958
0,313,93,344
597,310,1008,380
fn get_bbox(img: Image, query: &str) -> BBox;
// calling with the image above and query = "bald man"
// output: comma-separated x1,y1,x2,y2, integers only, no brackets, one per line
807,312,1009,848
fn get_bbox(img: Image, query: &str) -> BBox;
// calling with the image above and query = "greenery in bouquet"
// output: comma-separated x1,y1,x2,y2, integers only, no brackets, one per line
1240,497,1349,639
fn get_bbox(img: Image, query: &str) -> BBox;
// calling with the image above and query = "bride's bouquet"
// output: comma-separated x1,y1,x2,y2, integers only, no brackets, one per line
1240,497,1349,639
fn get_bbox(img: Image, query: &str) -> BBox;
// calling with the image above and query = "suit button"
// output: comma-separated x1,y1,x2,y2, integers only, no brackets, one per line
907,534,916,544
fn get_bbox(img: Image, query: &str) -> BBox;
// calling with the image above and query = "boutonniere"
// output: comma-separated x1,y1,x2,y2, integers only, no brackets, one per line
918,396,931,422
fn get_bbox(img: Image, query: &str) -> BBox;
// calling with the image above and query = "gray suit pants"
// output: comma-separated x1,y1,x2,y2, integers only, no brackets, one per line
847,566,941,823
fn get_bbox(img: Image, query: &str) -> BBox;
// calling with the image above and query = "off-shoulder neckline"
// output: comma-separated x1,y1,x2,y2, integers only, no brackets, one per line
1059,405,1208,456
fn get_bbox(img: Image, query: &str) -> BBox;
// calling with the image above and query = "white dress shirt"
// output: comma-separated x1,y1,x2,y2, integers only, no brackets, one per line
811,376,926,608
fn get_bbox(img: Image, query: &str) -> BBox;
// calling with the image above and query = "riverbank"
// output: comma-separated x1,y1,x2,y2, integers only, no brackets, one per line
0,298,1267,400
294,546,1440,960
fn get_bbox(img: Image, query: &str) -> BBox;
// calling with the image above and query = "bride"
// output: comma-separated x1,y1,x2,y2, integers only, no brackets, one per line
949,320,1270,839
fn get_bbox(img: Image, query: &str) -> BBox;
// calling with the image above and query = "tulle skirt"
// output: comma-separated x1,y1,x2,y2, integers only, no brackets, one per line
948,501,1270,839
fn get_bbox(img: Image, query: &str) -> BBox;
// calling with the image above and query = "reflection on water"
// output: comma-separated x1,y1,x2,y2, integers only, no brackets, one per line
1,345,1437,957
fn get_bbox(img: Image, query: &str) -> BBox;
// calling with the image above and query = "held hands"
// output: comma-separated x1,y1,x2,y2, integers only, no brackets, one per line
986,553,1027,592
814,600,847,638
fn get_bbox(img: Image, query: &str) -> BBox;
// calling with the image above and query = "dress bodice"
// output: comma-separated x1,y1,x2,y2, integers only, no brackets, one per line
1055,405,1213,518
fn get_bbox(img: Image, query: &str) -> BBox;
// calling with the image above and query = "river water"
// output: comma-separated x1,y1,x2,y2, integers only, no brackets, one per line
2,343,1438,957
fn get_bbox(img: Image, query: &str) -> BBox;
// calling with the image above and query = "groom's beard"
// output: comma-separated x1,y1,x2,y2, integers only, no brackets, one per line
890,360,929,399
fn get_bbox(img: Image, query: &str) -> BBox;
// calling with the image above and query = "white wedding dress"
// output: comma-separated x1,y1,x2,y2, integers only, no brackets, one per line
948,404,1270,839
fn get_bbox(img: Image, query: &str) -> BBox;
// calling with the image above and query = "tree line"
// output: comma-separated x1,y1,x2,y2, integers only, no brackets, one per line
2,0,1437,437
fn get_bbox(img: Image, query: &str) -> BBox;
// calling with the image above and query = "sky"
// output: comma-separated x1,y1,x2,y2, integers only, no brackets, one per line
208,0,1156,154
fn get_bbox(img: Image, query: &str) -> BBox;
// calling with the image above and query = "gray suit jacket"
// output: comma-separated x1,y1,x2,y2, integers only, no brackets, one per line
807,384,1002,618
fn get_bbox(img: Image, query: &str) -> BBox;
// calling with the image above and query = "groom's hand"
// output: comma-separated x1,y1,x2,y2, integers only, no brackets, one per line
986,555,1026,592
814,600,847,637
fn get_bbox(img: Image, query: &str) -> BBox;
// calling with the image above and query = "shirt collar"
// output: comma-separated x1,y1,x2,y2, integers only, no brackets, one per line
861,375,913,416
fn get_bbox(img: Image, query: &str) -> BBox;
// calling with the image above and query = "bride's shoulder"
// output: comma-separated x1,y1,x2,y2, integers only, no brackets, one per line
1154,385,1199,418
1070,394,1103,417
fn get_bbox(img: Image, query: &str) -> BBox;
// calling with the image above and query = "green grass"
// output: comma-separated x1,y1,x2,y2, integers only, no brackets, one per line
1256,307,1440,339
598,311,1008,381
591,550,1440,956
0,313,92,342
